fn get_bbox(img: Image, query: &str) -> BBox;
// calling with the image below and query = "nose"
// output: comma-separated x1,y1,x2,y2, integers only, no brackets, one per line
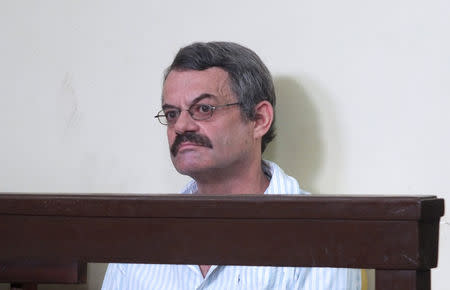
173,110,199,134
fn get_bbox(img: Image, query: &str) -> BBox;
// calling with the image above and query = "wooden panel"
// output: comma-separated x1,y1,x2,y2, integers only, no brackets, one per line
10,284,37,290
0,196,443,269
376,270,430,290
0,216,425,267
0,194,444,220
0,194,444,289
0,261,86,283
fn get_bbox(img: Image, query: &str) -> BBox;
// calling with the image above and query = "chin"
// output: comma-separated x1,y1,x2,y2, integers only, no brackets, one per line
174,166,208,178
172,158,208,177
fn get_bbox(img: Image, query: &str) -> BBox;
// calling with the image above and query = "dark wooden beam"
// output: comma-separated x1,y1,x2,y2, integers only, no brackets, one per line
376,270,430,290
0,261,86,283
0,194,444,290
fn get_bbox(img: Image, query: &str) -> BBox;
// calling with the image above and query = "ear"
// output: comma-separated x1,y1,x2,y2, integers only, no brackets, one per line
252,101,274,139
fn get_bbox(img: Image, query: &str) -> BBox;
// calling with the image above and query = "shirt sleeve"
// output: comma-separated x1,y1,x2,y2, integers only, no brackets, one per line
293,267,361,290
101,263,126,290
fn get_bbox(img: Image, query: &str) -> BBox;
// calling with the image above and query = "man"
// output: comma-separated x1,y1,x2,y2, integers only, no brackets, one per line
102,42,361,289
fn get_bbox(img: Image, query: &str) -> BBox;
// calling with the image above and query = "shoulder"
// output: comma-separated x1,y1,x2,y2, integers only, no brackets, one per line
102,264,199,290
293,267,361,290
180,179,197,194
263,160,309,195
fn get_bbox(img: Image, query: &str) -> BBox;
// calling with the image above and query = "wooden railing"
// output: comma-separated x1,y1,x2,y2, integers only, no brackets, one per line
0,194,444,290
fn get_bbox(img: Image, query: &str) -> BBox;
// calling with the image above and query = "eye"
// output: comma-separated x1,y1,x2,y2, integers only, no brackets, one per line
164,110,179,121
197,104,213,114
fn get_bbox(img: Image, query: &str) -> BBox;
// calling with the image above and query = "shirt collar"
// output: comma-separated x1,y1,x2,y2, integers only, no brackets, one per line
180,160,279,195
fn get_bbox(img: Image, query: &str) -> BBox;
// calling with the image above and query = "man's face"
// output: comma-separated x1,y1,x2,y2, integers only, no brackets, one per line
162,67,257,178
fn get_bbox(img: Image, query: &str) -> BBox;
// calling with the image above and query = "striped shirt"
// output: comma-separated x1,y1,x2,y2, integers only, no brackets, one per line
102,161,361,290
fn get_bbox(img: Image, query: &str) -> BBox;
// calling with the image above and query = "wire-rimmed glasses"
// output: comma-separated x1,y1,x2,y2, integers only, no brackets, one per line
154,102,241,126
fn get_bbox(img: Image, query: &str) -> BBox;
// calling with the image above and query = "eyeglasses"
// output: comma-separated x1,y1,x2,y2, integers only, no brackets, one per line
154,102,241,126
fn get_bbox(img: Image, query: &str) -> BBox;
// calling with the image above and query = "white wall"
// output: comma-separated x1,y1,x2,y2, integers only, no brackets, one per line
1,1,448,289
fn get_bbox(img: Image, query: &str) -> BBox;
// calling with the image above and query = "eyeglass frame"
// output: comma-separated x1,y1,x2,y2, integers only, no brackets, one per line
154,102,242,126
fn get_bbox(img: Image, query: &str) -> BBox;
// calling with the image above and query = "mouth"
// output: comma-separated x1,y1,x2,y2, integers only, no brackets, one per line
170,132,213,157
177,142,201,150
171,141,205,157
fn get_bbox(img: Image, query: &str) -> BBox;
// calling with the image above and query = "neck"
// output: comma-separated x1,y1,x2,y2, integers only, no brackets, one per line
193,160,270,195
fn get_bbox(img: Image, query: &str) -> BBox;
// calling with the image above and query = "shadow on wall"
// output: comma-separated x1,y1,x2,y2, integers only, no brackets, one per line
263,76,322,194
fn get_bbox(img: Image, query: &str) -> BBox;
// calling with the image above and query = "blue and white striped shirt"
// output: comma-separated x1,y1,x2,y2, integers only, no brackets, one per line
102,161,361,290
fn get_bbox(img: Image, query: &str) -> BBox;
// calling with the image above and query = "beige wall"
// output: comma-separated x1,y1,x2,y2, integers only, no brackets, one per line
1,1,448,289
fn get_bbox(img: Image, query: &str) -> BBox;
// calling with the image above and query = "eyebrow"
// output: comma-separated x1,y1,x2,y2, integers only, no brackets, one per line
162,93,217,110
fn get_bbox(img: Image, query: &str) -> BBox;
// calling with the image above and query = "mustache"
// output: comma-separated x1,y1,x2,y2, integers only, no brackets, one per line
170,132,213,156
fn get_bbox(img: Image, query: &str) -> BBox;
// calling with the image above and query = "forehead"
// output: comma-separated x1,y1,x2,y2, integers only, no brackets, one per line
162,67,233,105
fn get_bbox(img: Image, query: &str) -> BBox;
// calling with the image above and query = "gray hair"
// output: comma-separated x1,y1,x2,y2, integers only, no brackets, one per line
164,41,276,153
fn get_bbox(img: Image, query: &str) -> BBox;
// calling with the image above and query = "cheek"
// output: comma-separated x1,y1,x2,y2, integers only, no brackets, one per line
214,127,251,150
167,129,175,145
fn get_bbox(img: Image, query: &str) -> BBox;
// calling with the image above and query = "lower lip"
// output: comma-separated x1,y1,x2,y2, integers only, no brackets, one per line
177,143,201,153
